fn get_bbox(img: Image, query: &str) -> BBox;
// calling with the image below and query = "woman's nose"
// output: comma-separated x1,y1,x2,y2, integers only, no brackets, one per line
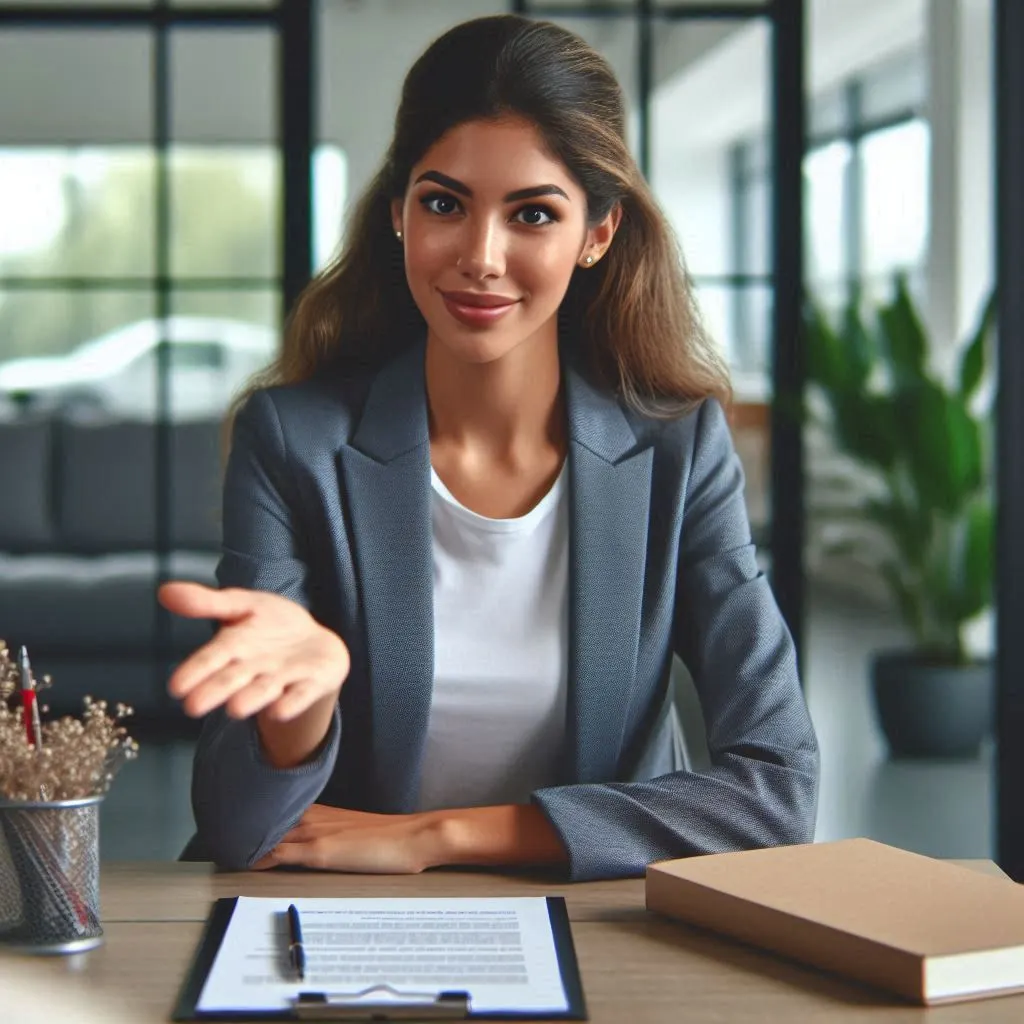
457,218,505,280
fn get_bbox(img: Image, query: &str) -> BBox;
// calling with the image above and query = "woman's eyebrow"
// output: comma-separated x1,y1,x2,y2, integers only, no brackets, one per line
413,170,570,203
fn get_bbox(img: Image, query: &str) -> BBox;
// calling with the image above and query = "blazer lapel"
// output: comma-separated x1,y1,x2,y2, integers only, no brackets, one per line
565,363,654,784
337,342,433,813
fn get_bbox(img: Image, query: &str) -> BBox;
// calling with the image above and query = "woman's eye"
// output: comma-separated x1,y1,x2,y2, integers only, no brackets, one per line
514,206,556,226
421,194,460,216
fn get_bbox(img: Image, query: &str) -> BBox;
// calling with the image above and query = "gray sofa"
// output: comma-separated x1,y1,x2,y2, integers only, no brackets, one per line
0,414,223,717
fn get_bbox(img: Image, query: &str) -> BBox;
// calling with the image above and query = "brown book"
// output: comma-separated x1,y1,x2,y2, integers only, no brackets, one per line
645,838,1024,1006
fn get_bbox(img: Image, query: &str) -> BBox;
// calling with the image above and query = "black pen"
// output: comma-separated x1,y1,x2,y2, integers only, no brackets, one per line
288,903,306,982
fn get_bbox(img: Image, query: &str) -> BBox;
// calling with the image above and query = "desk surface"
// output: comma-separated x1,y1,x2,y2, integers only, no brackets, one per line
5,860,1024,1023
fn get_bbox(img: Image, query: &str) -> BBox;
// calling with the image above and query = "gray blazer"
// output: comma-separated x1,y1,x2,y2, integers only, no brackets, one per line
190,340,819,880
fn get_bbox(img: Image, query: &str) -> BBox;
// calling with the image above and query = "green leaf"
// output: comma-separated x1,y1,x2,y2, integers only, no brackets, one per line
924,527,960,630
952,497,994,620
805,292,879,398
863,497,931,568
804,300,847,393
959,290,996,400
831,393,899,472
878,276,928,385
840,295,876,391
898,384,982,514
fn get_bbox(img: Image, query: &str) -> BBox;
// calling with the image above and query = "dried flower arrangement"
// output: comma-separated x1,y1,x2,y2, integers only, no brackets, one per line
0,641,138,802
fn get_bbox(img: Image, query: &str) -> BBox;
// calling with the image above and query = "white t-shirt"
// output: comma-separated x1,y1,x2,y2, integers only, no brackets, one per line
415,462,569,811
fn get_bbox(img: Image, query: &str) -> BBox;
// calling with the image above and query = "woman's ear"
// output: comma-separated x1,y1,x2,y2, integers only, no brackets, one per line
391,197,404,237
582,203,623,265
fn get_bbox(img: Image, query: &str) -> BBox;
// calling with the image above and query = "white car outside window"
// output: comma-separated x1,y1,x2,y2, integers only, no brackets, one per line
0,317,278,420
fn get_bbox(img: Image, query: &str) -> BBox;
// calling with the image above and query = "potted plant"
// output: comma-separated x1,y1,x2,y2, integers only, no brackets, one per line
803,276,996,758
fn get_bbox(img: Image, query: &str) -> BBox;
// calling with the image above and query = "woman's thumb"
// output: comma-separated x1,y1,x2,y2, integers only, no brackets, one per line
157,581,256,622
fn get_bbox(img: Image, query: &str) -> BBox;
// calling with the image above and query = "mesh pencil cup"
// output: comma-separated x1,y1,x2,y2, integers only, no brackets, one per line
0,795,104,954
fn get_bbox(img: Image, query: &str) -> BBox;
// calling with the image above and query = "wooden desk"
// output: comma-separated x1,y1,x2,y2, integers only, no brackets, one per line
96,862,648,924
6,861,1024,1023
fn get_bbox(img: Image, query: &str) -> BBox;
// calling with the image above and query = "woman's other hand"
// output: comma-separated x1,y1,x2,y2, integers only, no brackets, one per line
250,802,569,875
159,582,350,768
251,804,446,874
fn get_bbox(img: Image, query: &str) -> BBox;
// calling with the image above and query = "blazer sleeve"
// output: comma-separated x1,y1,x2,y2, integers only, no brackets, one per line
189,389,342,870
532,398,819,881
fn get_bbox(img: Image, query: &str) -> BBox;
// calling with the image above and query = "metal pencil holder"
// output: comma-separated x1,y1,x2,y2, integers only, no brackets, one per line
0,795,104,954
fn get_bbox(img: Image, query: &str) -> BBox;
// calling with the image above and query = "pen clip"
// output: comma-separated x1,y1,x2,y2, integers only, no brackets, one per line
292,985,471,1020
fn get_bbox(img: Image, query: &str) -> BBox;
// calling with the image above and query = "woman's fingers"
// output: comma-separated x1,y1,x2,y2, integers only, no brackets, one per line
283,821,358,843
268,840,329,870
167,643,236,700
158,581,258,623
167,628,264,699
301,803,346,823
180,660,261,718
258,835,426,874
265,678,328,723
157,581,210,615
172,652,336,720
225,673,293,720
282,808,393,843
282,814,351,842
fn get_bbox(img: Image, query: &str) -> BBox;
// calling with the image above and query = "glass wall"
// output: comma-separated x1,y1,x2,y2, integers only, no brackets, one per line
0,3,297,720
0,25,285,418
799,0,996,866
650,16,773,545
518,1,994,867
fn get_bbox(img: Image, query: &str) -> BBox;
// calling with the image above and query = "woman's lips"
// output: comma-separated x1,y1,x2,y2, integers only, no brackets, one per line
440,291,519,327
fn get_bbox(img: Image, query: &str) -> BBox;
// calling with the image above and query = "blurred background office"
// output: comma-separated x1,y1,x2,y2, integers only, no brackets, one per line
0,0,1019,873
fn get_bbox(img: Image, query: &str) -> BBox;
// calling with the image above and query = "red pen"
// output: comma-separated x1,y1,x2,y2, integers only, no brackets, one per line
18,645,43,749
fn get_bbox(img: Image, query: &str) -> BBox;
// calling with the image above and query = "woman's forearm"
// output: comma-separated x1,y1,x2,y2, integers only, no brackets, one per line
429,803,569,869
256,691,339,768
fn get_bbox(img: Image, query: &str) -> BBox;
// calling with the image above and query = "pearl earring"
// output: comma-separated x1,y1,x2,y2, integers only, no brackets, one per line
395,230,403,240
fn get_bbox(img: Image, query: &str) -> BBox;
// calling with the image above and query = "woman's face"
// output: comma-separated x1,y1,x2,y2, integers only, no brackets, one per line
392,116,617,366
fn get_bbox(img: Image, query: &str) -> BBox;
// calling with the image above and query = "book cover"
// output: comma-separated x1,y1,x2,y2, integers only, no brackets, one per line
645,838,1024,1005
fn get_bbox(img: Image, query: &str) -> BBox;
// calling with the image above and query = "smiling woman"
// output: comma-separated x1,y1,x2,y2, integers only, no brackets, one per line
161,14,819,883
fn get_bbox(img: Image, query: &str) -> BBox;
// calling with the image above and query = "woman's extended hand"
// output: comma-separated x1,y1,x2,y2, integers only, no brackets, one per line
158,581,350,723
251,804,446,874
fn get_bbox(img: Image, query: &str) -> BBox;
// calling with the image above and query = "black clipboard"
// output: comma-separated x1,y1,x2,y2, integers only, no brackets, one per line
173,896,588,1022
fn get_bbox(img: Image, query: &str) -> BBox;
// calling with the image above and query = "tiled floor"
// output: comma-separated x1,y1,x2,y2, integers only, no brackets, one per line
97,585,995,863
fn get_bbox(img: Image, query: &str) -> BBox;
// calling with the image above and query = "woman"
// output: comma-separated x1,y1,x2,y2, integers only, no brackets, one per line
160,14,818,881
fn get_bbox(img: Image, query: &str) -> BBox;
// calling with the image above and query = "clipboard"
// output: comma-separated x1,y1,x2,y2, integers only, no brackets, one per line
172,896,588,1022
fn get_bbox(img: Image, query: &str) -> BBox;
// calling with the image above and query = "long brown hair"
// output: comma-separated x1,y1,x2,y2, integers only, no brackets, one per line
243,14,730,417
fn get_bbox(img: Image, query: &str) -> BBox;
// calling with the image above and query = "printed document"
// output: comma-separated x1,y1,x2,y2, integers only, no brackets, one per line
196,896,571,1014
